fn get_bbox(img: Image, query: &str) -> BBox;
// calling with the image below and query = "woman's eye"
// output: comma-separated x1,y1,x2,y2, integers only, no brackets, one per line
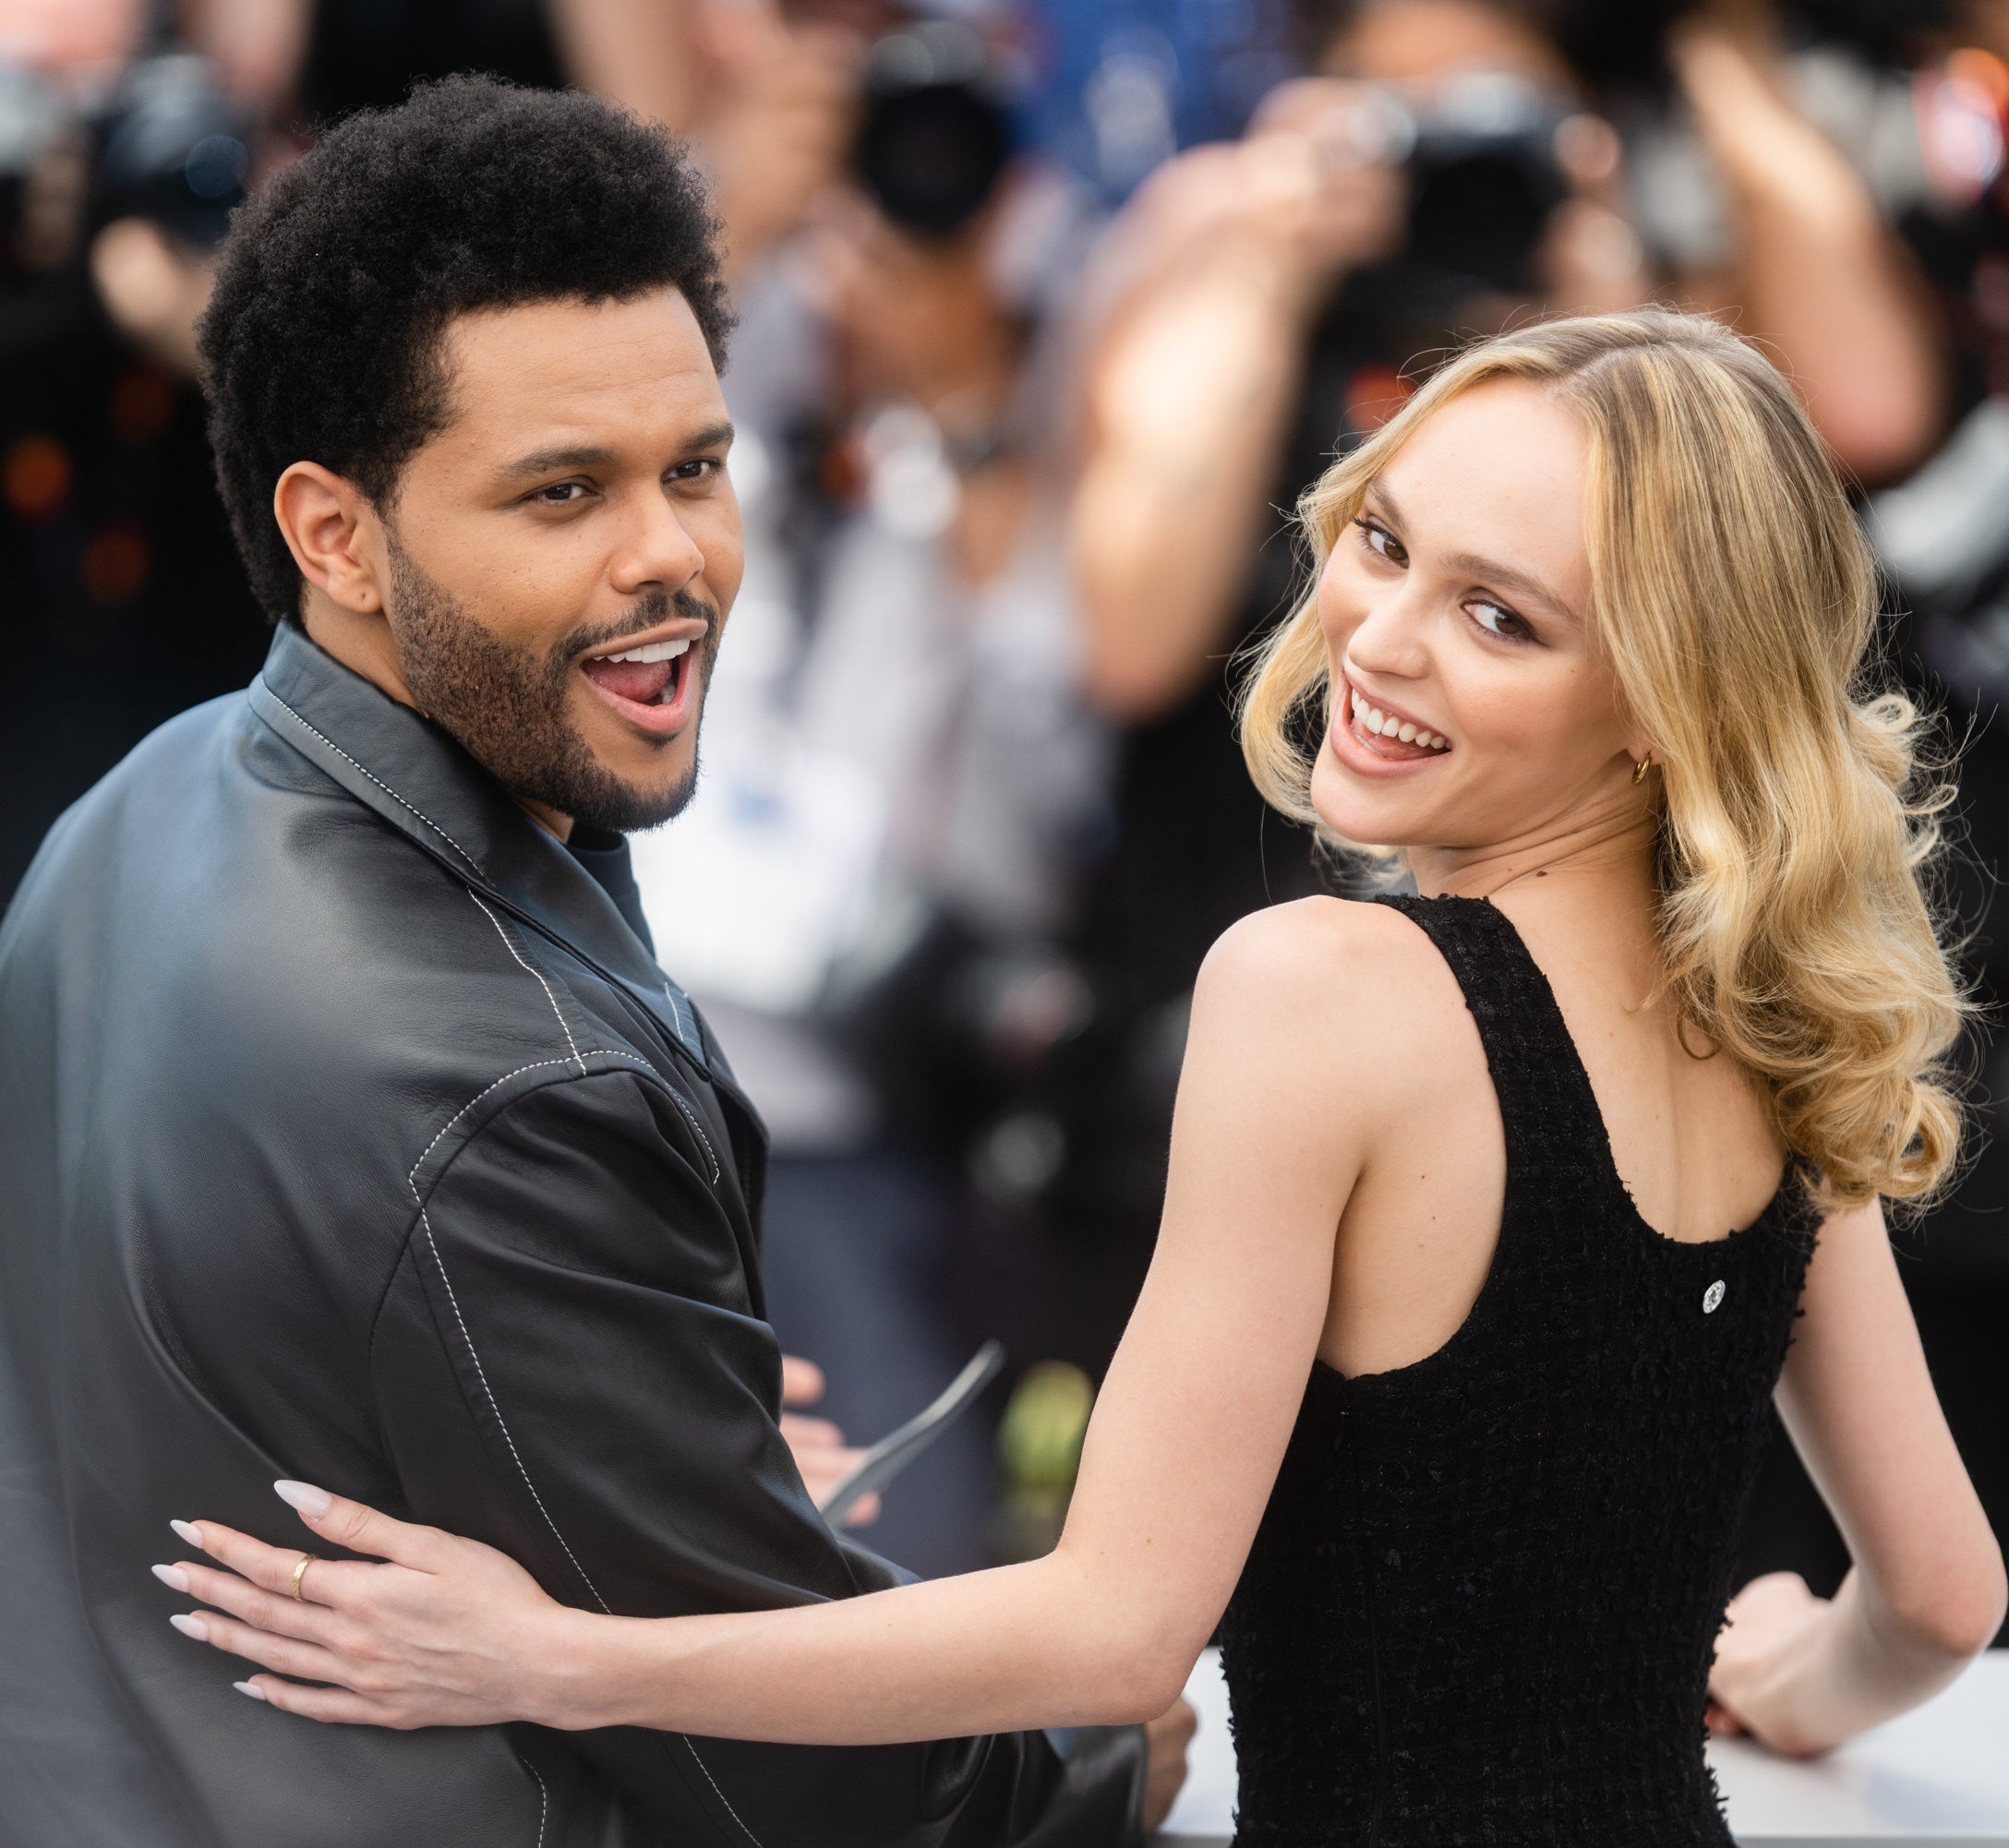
1469,599,1533,641
1355,518,1405,564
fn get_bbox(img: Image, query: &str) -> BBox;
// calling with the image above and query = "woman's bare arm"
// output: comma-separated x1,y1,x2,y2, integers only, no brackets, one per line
164,901,1423,1739
1708,1199,2006,1754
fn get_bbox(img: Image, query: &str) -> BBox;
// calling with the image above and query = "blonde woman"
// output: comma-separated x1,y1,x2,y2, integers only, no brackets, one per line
161,311,2004,1844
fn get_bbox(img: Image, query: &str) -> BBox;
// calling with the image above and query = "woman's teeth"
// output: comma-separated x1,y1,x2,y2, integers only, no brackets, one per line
1350,688,1449,750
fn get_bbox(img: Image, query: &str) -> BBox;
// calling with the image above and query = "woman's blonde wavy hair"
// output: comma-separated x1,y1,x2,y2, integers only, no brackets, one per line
1240,308,1967,1211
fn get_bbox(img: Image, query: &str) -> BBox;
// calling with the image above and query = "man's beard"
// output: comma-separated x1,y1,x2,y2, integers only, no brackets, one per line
384,536,716,835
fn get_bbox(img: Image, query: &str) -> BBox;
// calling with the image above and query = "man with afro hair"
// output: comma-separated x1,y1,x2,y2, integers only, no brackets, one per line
0,75,1174,1848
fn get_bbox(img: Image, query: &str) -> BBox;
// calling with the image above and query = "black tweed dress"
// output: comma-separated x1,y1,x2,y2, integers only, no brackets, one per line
1217,894,1821,1846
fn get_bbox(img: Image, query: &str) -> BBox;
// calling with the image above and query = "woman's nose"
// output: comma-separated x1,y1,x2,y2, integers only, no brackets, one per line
1342,585,1431,679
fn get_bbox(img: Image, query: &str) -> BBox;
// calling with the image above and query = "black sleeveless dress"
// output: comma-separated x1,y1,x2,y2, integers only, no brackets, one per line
1218,895,1822,1846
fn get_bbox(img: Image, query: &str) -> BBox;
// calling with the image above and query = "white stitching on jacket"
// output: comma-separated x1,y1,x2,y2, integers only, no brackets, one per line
526,1759,547,1848
409,1060,583,1184
680,1741,764,1846
665,1089,722,1184
416,1206,611,1611
414,1175,765,1848
467,893,586,1074
259,690,485,875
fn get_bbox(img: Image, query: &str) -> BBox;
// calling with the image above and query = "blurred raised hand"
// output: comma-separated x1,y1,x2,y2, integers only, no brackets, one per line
1668,0,1943,483
693,0,862,282
781,1354,879,1526
1068,83,1409,720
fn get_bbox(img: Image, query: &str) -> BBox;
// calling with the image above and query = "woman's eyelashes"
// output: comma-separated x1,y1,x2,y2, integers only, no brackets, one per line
1355,516,1406,565
1467,596,1535,642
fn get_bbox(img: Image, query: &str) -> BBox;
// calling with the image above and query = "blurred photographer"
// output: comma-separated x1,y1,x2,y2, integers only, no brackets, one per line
1594,0,1945,484
0,3,281,901
629,1,1113,1575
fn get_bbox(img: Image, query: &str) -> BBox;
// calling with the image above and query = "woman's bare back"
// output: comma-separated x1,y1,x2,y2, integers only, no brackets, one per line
1314,884,1788,1379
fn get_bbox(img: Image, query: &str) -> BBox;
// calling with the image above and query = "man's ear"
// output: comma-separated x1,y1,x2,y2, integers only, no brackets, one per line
272,462,387,616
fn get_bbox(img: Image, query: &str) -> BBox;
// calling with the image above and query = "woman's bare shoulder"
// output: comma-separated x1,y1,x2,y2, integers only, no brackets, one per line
1195,895,1467,1041
1197,895,1470,1012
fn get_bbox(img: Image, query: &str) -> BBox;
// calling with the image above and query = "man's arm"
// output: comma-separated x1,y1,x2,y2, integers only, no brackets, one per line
369,1065,1147,1846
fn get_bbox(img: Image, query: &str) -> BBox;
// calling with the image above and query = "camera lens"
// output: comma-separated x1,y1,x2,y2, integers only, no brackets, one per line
853,24,1015,239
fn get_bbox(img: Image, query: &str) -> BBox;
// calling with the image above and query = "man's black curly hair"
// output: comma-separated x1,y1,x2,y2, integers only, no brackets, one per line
198,75,733,624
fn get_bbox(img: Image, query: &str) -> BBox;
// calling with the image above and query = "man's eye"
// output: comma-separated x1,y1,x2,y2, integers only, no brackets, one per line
532,482,589,505
668,458,721,483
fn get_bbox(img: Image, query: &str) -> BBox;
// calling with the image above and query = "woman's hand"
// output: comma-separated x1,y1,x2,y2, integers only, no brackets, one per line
152,1482,608,1729
1707,1570,1835,1756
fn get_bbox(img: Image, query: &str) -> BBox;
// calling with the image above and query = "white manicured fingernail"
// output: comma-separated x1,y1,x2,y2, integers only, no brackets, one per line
170,1519,202,1547
169,1613,209,1641
233,1680,266,1701
151,1564,191,1593
273,1480,331,1517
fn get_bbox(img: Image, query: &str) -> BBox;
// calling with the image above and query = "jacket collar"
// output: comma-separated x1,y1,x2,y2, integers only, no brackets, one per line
247,621,719,1074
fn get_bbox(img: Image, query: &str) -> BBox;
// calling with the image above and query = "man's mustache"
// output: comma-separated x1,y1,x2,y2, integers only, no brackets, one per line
560,589,716,664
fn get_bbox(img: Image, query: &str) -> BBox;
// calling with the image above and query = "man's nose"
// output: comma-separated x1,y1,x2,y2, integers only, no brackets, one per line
609,491,705,599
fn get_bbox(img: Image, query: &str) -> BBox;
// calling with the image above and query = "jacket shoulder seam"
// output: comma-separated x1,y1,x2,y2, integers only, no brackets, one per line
254,686,487,876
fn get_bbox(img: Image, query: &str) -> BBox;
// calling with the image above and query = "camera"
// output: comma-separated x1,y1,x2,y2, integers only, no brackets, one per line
1393,73,1571,295
852,21,1015,239
1,51,247,304
94,54,250,252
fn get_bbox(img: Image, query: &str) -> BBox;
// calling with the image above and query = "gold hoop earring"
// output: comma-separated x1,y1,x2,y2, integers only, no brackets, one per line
1631,756,1652,786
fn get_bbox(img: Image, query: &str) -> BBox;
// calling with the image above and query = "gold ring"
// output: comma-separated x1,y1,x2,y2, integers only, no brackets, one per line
289,1552,320,1602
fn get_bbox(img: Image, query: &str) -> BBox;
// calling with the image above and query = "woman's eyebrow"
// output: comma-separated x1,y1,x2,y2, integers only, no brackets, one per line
1442,550,1582,624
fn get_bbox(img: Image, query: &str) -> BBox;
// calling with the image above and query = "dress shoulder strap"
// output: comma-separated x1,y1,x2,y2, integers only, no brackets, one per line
1372,893,1615,1196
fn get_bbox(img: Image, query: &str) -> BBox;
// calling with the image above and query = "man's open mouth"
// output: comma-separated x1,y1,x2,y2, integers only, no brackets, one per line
579,637,692,709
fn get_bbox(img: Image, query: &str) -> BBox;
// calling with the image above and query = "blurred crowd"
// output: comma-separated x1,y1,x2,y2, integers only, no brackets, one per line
3,0,2004,1608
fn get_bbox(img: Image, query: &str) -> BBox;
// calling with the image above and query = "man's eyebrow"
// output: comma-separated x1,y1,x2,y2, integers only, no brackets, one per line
682,419,736,455
1364,476,1580,624
493,422,736,483
495,443,617,482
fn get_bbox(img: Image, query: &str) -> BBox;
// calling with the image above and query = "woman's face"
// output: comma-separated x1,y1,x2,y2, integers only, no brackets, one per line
1310,378,1641,855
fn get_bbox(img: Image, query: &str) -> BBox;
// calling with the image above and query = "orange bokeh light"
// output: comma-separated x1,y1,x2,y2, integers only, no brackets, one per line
82,522,150,606
5,434,73,522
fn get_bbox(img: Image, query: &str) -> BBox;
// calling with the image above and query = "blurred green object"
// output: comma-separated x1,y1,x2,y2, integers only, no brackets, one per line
993,1361,1095,1561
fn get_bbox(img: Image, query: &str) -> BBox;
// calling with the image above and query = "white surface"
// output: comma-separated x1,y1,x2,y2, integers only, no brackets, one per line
1160,1649,2009,1845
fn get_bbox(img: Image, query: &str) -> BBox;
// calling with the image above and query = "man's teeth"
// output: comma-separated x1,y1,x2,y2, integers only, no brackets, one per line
595,639,692,665
1351,688,1449,750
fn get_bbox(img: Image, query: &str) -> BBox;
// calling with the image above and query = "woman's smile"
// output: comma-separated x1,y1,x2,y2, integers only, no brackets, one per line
1329,671,1454,776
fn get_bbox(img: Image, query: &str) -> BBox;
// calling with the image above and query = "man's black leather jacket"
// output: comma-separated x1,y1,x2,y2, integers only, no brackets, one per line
0,624,1146,1848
